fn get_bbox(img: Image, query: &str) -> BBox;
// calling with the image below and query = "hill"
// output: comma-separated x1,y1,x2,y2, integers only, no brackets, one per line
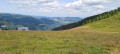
0,8,120,54
33,16,83,25
53,7,120,31
65,10,120,32
0,13,59,30
52,17,82,24
0,13,82,30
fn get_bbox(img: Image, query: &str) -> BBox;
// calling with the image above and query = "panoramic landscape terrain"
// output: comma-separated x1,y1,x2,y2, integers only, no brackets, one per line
0,0,120,54
0,8,120,54
0,13,82,30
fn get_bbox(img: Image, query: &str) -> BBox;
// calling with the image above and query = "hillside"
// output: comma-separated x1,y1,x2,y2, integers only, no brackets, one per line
0,13,59,30
53,7,120,31
0,13,82,30
52,17,82,24
65,12,120,32
33,16,83,25
0,8,120,54
0,19,120,54
84,13,120,32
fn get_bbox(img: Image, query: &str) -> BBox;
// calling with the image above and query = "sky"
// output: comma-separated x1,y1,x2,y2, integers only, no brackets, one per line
0,0,120,18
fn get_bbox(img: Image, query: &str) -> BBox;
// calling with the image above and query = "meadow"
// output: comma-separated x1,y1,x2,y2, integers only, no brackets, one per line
0,12,120,54
0,29,120,54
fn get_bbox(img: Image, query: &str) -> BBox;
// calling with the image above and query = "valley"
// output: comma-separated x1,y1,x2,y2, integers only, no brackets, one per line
0,13,82,30
0,8,120,54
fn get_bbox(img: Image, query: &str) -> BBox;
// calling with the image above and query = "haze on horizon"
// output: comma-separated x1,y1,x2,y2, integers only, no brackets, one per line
0,0,120,18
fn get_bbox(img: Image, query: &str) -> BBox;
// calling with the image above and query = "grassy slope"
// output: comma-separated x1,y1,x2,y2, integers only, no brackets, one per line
65,12,120,33
0,13,120,54
83,12,120,32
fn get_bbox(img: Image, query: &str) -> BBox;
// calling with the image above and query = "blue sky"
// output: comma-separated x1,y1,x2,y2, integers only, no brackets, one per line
0,0,120,18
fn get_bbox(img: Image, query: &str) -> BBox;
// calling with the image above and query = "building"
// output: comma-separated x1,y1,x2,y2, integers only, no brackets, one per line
18,27,29,31
1,25,7,28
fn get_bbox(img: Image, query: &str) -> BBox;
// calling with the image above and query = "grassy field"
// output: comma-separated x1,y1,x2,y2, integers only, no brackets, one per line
83,12,120,32
0,14,120,54
0,30,120,54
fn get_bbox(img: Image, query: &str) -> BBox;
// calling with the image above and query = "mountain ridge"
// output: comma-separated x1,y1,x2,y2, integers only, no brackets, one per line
0,13,82,30
53,7,120,31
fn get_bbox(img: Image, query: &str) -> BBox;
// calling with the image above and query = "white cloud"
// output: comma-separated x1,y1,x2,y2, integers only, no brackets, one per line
93,10,105,14
9,0,119,17
64,0,112,14
83,0,111,5
10,0,54,4
66,0,82,7
94,5,105,9
10,0,61,13
10,0,55,7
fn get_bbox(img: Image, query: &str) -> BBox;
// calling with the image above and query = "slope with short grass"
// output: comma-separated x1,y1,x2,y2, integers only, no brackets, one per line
0,8,120,54
84,13,120,32
53,7,120,31
0,16,120,54
67,12,120,32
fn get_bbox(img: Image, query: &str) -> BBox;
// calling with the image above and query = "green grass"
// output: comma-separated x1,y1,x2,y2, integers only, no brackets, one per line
0,30,120,54
83,12,120,32
0,13,120,54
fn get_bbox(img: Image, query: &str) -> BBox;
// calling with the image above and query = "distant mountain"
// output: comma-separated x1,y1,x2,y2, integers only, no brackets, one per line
33,16,49,19
0,13,83,30
0,13,59,30
33,16,82,24
52,17,82,24
53,7,120,31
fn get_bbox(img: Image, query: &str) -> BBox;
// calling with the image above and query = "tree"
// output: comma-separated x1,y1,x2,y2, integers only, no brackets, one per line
2,27,8,30
16,28,18,30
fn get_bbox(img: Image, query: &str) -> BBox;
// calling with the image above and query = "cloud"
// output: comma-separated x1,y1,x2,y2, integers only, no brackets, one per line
64,0,113,14
83,0,111,5
9,0,112,10
10,0,55,7
65,0,111,9
94,5,105,9
9,0,119,17
10,0,54,4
